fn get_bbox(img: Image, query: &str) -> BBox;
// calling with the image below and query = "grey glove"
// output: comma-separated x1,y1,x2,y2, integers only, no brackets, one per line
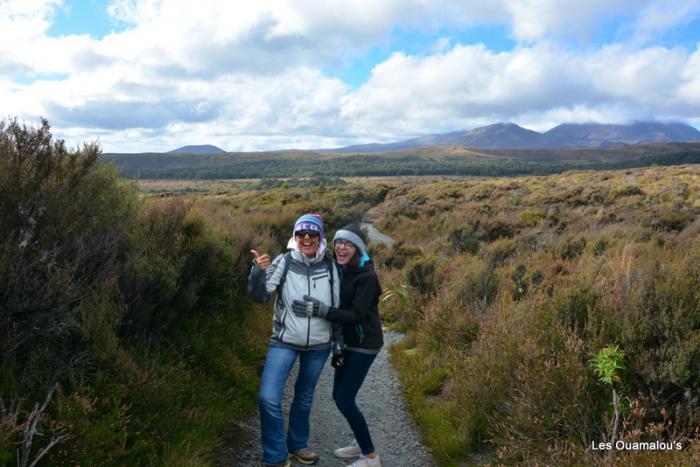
291,295,329,318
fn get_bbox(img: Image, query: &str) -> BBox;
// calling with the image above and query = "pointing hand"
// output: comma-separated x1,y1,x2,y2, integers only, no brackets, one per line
251,249,271,269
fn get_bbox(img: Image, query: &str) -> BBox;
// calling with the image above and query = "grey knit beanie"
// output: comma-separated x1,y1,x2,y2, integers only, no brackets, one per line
332,224,367,256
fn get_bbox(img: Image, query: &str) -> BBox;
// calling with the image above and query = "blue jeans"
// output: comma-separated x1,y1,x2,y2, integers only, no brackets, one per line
332,351,377,455
258,343,330,464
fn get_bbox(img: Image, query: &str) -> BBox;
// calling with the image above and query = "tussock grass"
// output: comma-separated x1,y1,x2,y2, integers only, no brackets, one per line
378,165,700,465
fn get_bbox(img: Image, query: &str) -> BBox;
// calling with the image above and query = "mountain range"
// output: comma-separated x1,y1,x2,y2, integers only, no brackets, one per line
328,121,700,153
159,123,700,155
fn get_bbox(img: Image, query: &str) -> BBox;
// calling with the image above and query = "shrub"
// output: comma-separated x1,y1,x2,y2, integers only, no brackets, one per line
549,282,600,337
382,241,422,269
592,237,610,256
0,120,281,465
510,264,528,300
518,209,546,227
0,118,139,464
0,118,138,364
448,225,479,254
478,218,514,242
650,210,695,232
485,238,518,266
404,256,438,295
456,262,499,314
558,236,587,259
381,168,700,466
490,334,605,464
417,287,480,353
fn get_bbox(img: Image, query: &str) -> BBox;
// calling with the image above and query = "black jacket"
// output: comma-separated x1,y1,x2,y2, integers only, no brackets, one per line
326,261,383,350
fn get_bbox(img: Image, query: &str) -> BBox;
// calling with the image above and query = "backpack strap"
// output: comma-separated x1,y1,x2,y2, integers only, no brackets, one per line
276,252,337,307
276,251,293,304
324,256,336,307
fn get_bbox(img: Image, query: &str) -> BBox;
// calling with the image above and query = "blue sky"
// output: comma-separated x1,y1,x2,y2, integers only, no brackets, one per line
48,0,119,38
2,0,700,152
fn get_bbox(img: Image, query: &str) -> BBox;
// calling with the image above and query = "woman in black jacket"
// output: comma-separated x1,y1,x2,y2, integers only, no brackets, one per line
293,224,383,467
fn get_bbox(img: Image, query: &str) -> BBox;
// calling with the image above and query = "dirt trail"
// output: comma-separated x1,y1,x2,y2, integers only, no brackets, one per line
360,223,395,249
215,331,436,466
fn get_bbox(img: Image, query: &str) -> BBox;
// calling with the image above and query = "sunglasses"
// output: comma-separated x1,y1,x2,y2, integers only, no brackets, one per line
295,230,320,238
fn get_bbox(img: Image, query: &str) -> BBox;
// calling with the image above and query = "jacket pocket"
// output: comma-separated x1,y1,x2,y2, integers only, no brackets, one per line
279,312,308,347
310,272,330,290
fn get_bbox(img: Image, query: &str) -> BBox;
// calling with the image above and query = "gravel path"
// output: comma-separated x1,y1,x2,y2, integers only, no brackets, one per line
360,223,395,249
215,331,435,467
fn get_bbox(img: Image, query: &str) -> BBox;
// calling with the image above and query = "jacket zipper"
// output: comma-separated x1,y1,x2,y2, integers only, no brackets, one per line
306,267,311,348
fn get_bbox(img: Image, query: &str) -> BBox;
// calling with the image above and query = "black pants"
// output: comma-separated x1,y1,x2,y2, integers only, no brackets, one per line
332,351,378,455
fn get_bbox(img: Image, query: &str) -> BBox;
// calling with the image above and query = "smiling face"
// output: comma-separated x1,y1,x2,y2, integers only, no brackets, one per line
295,230,320,258
334,239,357,266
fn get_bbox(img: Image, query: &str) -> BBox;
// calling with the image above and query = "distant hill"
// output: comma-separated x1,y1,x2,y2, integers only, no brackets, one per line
437,123,545,149
168,144,226,154
329,121,700,152
543,122,700,148
333,123,545,152
100,141,700,179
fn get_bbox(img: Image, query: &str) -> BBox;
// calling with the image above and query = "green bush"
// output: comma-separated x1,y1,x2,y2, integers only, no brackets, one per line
418,288,480,353
404,256,438,295
485,238,518,266
558,236,587,259
0,119,277,465
650,209,695,232
490,334,604,464
518,209,546,227
0,117,138,369
382,241,422,268
478,218,515,242
448,225,479,254
456,262,499,314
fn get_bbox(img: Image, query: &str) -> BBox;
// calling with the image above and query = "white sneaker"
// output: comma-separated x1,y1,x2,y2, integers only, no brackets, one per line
334,439,361,458
346,454,381,467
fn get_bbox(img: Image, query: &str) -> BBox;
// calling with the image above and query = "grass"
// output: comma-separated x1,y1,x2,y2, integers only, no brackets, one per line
390,340,468,466
377,165,700,465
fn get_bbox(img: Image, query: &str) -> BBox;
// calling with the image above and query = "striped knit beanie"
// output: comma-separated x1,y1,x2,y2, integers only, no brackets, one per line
287,213,327,256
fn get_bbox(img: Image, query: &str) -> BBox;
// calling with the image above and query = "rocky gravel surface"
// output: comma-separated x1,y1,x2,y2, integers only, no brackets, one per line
215,331,435,467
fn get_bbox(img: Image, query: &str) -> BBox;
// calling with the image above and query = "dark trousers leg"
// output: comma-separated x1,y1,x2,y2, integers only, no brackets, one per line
332,351,377,455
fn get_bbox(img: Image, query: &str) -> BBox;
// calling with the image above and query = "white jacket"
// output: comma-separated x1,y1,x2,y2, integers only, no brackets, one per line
248,250,341,349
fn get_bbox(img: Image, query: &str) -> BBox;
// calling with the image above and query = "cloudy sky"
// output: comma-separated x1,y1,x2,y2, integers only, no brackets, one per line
2,0,700,152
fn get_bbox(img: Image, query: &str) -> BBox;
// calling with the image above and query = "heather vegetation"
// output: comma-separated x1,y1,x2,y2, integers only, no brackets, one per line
373,166,700,465
0,119,388,465
2,118,698,465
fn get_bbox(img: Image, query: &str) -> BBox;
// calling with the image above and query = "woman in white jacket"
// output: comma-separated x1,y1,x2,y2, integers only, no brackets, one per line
248,213,341,467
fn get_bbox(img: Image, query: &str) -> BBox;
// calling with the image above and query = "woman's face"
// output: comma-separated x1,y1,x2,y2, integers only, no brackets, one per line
295,230,320,258
334,239,357,266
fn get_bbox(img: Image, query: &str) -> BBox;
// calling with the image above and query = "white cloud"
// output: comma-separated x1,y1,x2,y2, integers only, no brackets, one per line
106,0,163,24
339,41,700,141
676,46,700,106
2,0,700,151
632,0,700,44
501,0,643,42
